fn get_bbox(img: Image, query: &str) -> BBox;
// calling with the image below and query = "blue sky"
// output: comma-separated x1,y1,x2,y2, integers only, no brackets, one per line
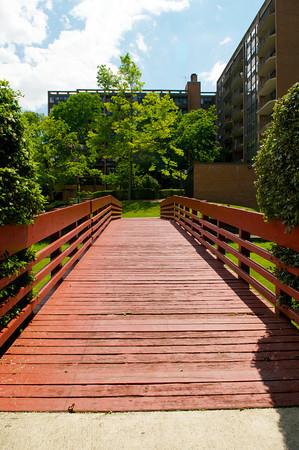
0,0,265,112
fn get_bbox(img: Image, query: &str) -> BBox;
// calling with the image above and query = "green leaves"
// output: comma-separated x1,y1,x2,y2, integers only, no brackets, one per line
175,107,220,167
254,82,299,230
0,80,44,225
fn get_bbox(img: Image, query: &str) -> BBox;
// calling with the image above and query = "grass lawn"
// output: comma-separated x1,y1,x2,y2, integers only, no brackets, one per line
122,200,160,218
32,241,71,295
226,240,275,293
211,202,258,212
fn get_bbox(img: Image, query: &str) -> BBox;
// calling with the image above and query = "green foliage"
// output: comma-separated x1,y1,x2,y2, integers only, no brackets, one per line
254,83,299,229
0,168,45,226
32,116,100,199
93,55,182,199
272,245,299,268
0,80,44,329
159,189,185,198
254,83,299,312
0,248,35,278
176,107,220,167
135,174,160,191
51,93,102,143
0,80,44,223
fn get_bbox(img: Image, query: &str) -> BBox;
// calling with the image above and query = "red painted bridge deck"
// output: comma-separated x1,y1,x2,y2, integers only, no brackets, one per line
1,218,299,412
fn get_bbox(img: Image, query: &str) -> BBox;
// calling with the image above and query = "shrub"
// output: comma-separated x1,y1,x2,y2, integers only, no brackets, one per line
159,189,185,198
254,83,299,310
135,174,160,191
0,80,45,329
254,82,299,230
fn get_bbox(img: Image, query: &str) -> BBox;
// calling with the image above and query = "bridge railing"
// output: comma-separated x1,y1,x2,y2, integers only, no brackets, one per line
161,196,299,324
0,195,122,347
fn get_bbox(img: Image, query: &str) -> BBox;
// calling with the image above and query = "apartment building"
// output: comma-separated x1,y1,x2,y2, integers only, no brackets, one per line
48,73,216,115
217,0,299,162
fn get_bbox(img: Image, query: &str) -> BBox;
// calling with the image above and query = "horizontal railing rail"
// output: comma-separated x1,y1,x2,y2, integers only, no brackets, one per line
161,196,299,325
0,195,122,348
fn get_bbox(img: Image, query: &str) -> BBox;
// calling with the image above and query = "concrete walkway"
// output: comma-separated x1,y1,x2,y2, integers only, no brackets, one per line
1,409,299,450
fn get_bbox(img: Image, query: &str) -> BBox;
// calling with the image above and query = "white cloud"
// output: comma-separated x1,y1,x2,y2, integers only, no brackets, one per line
200,61,226,86
0,0,49,46
61,15,72,30
136,33,148,53
216,4,223,11
0,0,189,110
219,36,231,46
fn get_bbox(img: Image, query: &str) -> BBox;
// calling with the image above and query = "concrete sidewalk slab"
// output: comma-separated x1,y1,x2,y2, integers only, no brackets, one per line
0,408,299,450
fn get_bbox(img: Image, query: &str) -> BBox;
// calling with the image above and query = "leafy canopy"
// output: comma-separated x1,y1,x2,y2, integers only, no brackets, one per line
176,107,220,167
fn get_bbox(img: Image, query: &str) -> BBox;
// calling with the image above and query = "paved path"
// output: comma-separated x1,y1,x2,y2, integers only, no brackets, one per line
1,409,299,450
0,218,299,411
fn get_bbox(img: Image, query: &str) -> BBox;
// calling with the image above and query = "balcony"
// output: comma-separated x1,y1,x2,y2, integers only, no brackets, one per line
232,90,243,106
258,32,276,58
232,108,243,121
258,52,276,77
258,11,275,38
259,71,276,96
231,57,243,77
224,119,233,130
231,73,243,90
232,123,244,137
223,102,232,113
258,91,276,116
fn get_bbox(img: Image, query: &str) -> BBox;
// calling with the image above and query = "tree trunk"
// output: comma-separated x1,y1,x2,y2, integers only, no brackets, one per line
76,177,81,203
128,150,132,201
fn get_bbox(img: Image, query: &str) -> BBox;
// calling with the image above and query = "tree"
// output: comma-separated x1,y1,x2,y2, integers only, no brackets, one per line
94,53,182,199
0,80,44,225
96,53,144,200
32,116,99,200
254,83,299,229
50,92,103,144
254,82,299,310
176,107,220,168
174,107,220,195
0,80,45,328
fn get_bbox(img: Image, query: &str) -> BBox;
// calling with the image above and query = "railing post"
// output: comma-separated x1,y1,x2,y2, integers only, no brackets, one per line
202,214,209,240
216,220,226,260
50,230,62,277
174,203,178,221
191,209,197,231
184,205,189,222
238,229,250,284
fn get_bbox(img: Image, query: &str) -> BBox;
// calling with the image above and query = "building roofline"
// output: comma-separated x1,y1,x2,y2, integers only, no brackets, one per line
216,0,273,85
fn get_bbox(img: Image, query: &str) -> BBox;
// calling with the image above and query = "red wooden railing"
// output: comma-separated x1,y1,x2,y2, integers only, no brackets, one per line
161,196,299,324
0,195,122,347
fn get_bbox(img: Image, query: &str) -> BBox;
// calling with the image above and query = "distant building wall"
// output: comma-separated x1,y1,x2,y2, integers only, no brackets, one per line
193,162,257,209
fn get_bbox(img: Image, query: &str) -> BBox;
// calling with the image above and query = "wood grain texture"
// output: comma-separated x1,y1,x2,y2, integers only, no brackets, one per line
0,218,298,412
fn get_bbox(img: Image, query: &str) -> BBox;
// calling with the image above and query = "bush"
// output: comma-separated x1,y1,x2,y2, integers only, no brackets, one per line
254,83,299,311
159,189,185,198
254,82,299,229
135,174,160,191
0,80,45,329
89,190,115,199
133,188,158,200
0,80,44,225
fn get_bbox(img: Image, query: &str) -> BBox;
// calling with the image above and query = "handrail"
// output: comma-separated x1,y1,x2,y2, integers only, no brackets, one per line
0,195,122,348
161,196,299,325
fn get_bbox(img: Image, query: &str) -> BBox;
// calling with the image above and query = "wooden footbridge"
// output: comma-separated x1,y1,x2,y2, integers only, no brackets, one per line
0,195,299,412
